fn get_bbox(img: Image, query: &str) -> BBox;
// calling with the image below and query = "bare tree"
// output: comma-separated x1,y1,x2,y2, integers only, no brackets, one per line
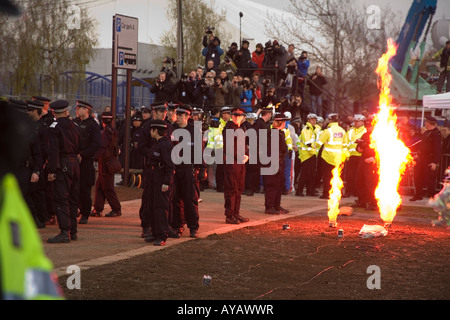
160,0,230,74
266,0,400,114
0,0,98,98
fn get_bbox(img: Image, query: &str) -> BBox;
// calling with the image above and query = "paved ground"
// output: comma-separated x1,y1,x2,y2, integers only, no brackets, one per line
38,187,434,278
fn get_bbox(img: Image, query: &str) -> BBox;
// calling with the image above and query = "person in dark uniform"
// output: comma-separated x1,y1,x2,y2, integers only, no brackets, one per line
170,105,205,238
74,100,102,224
46,100,81,243
143,120,175,246
263,113,289,215
24,99,48,228
222,107,250,224
353,119,378,210
136,105,156,238
410,116,442,200
130,112,144,170
245,106,273,196
10,100,44,228
32,96,56,224
92,112,122,217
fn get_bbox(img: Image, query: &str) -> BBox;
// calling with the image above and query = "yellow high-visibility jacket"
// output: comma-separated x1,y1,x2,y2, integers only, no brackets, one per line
317,122,349,166
297,122,317,162
0,173,63,300
347,126,367,157
271,125,293,153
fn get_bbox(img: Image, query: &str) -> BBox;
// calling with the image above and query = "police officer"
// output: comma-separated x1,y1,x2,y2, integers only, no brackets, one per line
216,106,231,192
46,100,81,243
316,113,348,199
411,116,442,200
137,105,156,238
93,112,122,217
10,100,44,228
344,114,367,198
222,107,250,224
353,118,378,210
263,113,290,214
245,106,273,196
74,100,101,224
296,113,319,197
0,99,63,300
130,112,144,170
32,96,56,224
170,105,204,238
143,120,175,246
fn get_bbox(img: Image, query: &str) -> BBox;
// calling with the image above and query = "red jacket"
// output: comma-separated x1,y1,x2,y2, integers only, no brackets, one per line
252,51,265,75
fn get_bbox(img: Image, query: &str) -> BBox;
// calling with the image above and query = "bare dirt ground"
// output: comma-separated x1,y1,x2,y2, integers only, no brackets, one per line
59,186,450,300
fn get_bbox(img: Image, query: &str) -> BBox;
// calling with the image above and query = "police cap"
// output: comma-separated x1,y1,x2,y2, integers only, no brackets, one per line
8,99,27,112
50,100,71,113
220,106,231,114
176,105,192,115
76,100,93,109
166,102,179,110
101,111,113,121
32,96,51,103
149,119,168,129
273,112,289,121
141,105,151,113
26,100,44,110
425,115,438,124
231,107,246,116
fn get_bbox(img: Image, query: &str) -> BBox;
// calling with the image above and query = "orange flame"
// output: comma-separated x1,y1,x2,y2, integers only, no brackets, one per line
328,163,344,226
371,38,412,225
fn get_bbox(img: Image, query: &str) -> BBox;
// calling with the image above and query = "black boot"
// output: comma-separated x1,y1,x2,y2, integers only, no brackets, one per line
47,230,70,244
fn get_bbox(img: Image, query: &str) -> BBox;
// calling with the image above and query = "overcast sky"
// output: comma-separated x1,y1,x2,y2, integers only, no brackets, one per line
85,0,450,48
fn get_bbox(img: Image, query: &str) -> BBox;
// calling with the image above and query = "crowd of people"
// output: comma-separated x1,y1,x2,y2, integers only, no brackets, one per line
152,33,329,120
4,36,450,248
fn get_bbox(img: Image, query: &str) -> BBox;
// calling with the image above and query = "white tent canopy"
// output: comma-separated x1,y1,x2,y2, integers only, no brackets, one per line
423,92,450,109
421,92,450,126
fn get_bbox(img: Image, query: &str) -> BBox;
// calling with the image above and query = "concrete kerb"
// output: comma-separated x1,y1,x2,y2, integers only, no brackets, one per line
53,203,328,277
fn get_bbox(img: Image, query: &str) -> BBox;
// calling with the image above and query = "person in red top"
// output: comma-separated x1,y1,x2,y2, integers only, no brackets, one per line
252,43,265,76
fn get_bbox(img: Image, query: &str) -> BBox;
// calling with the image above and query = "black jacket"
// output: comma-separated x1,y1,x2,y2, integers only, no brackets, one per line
418,127,442,164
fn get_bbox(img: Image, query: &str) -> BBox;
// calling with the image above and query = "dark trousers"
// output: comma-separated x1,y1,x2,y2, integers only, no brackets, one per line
15,167,38,225
356,159,378,205
224,164,245,217
30,172,48,227
297,156,316,194
216,163,224,192
44,167,55,221
437,70,450,93
263,161,284,209
171,166,199,231
52,162,79,233
140,168,151,229
245,163,260,193
148,168,172,241
414,159,438,198
321,160,335,197
79,159,95,217
345,156,361,196
94,164,121,212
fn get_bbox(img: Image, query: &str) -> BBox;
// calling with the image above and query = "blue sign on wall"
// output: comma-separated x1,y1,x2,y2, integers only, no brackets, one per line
116,17,121,32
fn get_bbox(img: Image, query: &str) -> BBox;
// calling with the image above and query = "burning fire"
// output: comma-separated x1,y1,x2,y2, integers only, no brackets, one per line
328,163,344,227
371,38,412,226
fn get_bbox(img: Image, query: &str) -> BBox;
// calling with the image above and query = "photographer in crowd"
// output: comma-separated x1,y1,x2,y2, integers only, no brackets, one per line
150,71,176,102
202,27,224,69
